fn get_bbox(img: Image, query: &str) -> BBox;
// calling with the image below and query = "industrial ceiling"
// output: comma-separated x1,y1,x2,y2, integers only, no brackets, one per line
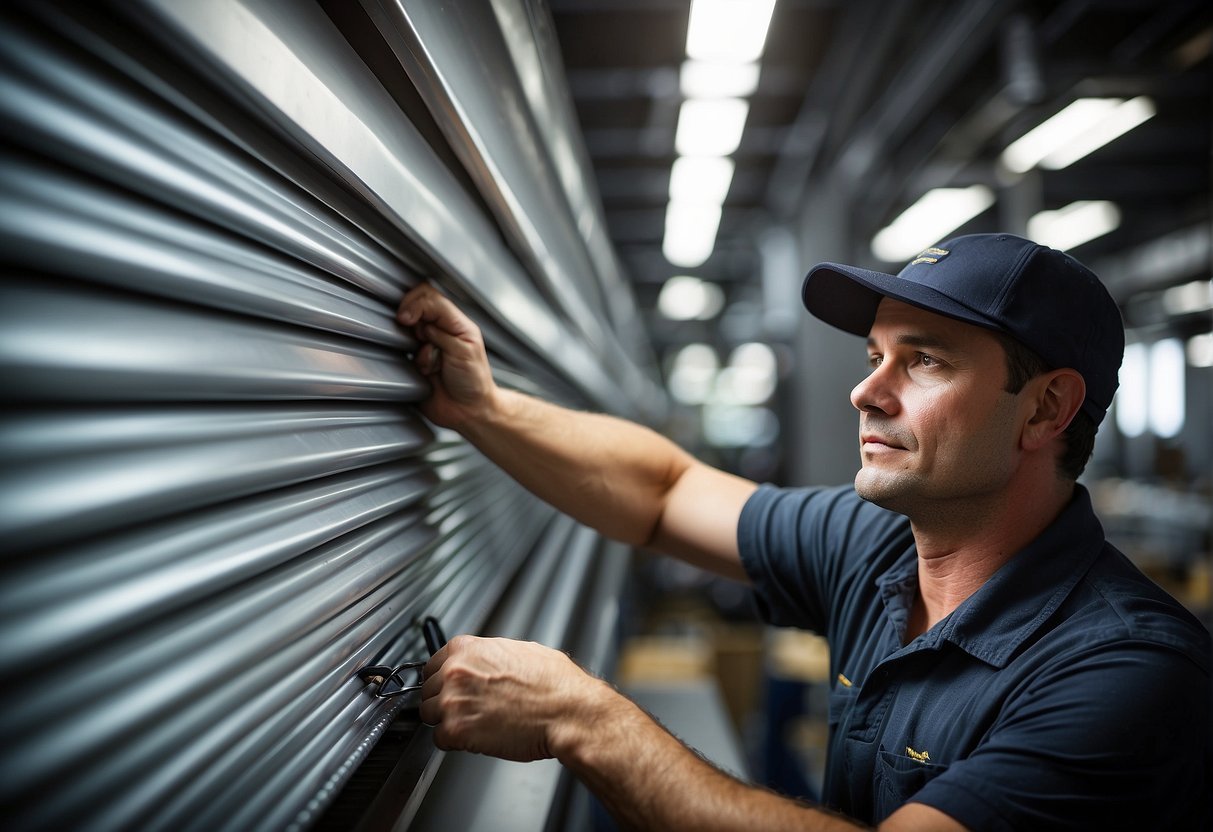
549,0,1212,349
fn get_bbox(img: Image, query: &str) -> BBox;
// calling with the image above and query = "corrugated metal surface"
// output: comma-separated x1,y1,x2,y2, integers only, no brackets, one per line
0,1,656,829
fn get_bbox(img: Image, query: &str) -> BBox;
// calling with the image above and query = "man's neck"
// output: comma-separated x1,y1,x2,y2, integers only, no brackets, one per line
905,478,1075,640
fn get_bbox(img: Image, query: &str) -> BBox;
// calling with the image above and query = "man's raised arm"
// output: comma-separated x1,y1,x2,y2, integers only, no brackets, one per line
397,284,756,581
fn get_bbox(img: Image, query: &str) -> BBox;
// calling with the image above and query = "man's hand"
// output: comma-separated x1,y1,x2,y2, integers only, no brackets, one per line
419,641,963,831
419,635,612,763
397,284,498,430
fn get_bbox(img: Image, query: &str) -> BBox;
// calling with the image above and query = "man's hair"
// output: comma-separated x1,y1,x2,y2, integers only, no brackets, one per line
994,332,1098,480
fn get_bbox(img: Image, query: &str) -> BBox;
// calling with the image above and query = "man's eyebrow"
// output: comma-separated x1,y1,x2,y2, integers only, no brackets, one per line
866,333,956,351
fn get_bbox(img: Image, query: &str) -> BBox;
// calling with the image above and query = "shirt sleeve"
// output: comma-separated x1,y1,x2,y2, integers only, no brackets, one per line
909,640,1212,831
736,484,907,635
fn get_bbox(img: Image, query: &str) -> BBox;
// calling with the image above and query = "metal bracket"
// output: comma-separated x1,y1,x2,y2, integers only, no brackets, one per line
359,616,447,699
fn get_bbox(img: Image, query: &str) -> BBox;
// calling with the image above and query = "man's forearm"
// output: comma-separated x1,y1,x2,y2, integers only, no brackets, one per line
421,637,957,831
398,283,754,579
459,387,695,549
554,681,866,832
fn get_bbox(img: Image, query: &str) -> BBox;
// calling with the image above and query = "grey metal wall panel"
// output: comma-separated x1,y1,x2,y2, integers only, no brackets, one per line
0,1,657,829
0,462,439,670
487,0,652,358
355,0,663,412
358,0,613,348
1,279,423,402
133,0,635,413
1,160,409,345
0,15,423,303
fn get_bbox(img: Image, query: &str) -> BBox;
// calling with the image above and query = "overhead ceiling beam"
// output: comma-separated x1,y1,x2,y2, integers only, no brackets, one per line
831,0,1015,188
764,0,901,217
1093,224,1211,301
566,66,677,99
825,0,1021,249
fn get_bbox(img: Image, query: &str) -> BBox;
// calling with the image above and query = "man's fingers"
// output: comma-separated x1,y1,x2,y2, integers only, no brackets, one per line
421,655,447,699
418,323,472,357
397,284,476,338
414,342,441,376
396,284,496,430
418,642,450,726
397,283,439,323
432,723,461,751
399,285,484,372
420,669,444,702
422,641,453,678
419,695,443,727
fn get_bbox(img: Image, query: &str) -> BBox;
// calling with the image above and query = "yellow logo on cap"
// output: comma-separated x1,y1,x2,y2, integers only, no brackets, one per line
910,247,949,266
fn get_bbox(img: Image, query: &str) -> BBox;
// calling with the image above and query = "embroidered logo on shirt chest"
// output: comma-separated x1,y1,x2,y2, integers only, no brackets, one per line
905,746,931,763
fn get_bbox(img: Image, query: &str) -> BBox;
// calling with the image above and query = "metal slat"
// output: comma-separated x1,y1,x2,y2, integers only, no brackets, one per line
257,491,557,832
3,512,432,823
1,9,422,302
369,513,582,832
130,0,632,413
0,278,424,403
13,0,633,411
205,468,552,832
0,461,438,673
4,482,544,831
0,404,432,552
0,158,407,346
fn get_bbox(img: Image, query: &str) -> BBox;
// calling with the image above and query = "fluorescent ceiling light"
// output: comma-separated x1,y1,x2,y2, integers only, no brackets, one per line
675,98,749,156
1148,338,1185,438
1040,96,1155,169
1162,280,1213,316
680,60,761,98
870,186,995,262
1188,333,1213,368
715,342,778,405
663,199,722,267
703,404,779,447
668,343,719,405
658,275,725,321
1002,97,1156,173
1002,99,1120,172
1027,201,1120,251
686,0,777,63
669,156,735,204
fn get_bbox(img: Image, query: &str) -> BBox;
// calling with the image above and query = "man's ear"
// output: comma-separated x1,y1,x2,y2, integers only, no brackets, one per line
1021,369,1085,451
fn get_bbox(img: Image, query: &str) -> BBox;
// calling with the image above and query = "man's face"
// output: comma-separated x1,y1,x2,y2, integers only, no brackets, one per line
851,298,1025,518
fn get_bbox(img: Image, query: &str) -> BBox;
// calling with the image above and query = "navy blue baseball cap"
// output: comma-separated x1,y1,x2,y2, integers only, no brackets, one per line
802,233,1125,424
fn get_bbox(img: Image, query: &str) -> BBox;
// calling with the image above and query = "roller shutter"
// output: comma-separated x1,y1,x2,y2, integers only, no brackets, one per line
0,1,660,829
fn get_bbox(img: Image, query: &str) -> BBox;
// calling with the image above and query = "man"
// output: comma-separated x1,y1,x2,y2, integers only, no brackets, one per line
397,233,1210,830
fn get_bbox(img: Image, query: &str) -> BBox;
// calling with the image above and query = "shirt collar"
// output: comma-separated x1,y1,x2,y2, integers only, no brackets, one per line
877,486,1106,667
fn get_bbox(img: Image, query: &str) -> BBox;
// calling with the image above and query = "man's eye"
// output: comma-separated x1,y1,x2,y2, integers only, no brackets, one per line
918,353,938,367
867,354,883,369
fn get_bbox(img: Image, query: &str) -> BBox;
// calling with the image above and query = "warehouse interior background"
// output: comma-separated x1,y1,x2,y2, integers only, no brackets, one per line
0,0,1209,830
547,0,1213,812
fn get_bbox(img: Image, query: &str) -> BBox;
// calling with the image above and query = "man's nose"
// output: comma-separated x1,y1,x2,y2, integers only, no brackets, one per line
850,364,899,415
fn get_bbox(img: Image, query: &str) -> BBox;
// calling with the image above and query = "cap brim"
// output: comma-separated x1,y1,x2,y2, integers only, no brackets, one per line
801,262,1004,337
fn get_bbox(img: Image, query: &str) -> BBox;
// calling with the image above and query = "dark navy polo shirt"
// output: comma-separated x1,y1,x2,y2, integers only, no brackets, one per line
738,484,1211,831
